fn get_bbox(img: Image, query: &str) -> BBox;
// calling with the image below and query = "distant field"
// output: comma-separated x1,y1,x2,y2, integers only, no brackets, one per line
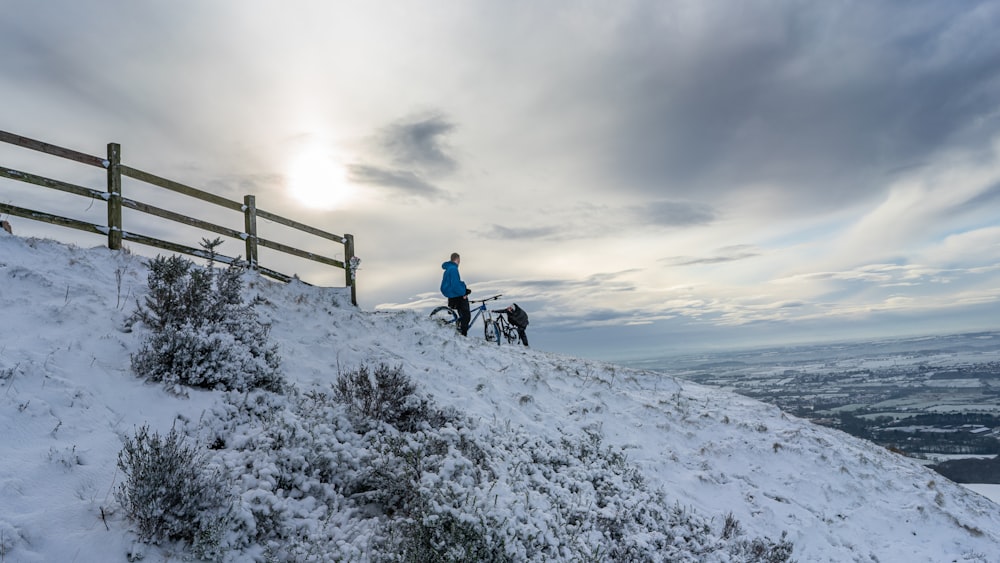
629,331,1000,484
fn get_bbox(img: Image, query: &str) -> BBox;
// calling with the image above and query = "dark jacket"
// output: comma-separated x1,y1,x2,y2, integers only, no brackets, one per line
440,261,467,298
507,304,529,328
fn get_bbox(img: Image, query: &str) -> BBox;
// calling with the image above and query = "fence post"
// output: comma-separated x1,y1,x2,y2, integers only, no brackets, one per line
344,233,357,306
243,195,258,268
106,143,122,250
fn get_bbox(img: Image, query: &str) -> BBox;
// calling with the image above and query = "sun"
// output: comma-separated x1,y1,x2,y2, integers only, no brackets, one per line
286,149,354,209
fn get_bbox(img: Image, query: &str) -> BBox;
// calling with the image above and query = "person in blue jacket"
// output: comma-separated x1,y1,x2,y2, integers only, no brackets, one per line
441,252,471,336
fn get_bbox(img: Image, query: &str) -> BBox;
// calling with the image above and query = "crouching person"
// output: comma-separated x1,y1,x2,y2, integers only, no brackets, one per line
506,304,529,347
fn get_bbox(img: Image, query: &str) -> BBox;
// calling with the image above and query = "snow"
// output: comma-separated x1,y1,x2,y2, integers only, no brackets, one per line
2,230,1000,562
963,484,1000,505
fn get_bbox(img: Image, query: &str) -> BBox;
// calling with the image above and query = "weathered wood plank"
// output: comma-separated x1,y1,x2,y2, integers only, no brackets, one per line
254,265,296,284
243,195,258,267
119,197,246,241
107,143,122,250
0,202,107,236
120,231,297,283
255,208,346,243
0,130,106,168
120,231,238,265
256,236,345,269
0,166,105,200
344,233,357,306
120,165,243,212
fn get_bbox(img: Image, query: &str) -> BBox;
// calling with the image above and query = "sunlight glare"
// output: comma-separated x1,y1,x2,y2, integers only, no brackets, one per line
287,149,354,209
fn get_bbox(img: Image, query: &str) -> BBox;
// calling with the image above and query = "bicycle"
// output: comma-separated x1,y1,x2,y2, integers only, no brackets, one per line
490,308,523,345
430,294,504,344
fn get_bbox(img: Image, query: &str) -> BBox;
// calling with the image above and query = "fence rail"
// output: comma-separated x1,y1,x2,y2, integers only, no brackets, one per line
0,130,357,305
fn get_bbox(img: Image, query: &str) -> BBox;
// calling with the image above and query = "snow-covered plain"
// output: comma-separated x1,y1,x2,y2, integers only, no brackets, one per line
2,230,999,562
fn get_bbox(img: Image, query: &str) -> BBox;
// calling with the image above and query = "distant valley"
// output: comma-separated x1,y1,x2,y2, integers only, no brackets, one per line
627,331,1000,484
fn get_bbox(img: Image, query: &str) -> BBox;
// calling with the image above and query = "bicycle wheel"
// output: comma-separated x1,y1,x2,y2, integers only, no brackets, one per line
430,306,458,326
496,318,518,344
485,320,501,344
504,325,519,344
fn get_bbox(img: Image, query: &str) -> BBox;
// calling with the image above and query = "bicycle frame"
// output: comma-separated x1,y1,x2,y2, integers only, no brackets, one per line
467,297,494,328
430,294,503,344
491,310,522,344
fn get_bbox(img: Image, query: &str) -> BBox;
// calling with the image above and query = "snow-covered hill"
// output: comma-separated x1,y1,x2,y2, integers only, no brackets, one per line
2,230,999,562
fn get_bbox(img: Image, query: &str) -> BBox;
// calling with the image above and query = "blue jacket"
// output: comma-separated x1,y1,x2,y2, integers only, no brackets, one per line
440,261,467,298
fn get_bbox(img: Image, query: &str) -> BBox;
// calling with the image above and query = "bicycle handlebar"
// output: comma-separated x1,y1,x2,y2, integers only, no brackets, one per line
470,293,502,304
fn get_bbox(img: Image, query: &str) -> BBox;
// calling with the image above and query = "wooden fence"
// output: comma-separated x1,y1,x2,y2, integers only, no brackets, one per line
0,130,357,305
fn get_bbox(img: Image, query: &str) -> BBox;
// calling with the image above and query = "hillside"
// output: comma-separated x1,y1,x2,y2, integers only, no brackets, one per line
1,230,999,562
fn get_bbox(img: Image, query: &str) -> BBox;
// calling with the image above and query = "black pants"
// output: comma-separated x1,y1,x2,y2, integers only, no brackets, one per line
448,296,471,336
516,327,529,347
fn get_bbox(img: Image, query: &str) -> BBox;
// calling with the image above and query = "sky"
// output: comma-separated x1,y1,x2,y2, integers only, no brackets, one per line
2,0,1000,361
2,231,999,561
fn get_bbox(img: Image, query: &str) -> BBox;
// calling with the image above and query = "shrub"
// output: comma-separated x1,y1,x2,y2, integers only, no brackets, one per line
384,509,509,563
130,239,282,393
334,363,446,432
359,420,505,562
198,387,379,560
116,425,235,559
151,362,794,562
729,531,795,563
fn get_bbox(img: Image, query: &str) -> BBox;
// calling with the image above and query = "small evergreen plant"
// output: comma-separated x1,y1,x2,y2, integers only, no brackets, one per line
130,238,283,393
116,425,234,559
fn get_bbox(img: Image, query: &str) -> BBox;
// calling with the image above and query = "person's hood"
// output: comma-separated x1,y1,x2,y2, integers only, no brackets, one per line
442,261,456,271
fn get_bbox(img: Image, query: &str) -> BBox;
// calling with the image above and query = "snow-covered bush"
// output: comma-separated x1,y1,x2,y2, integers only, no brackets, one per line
382,507,508,563
337,369,794,562
0,520,19,560
729,533,795,563
334,363,452,432
195,387,379,561
180,365,793,562
129,241,282,393
116,425,236,560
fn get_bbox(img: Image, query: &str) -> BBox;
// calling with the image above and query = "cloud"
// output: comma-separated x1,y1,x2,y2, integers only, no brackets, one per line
6,0,1000,359
775,263,941,286
343,112,461,201
816,141,1000,272
578,1,1000,212
663,245,762,266
490,270,642,299
955,180,1000,213
376,113,458,175
922,226,1000,267
346,164,449,200
474,200,719,242
631,200,716,228
476,224,561,240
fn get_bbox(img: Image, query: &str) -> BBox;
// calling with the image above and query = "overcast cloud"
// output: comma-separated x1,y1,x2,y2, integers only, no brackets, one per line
2,0,999,360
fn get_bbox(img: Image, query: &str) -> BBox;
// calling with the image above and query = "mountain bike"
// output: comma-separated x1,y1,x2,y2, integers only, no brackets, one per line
430,294,503,344
490,308,522,345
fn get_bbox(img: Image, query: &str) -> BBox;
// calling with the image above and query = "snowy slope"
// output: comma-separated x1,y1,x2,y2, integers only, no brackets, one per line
1,230,999,562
